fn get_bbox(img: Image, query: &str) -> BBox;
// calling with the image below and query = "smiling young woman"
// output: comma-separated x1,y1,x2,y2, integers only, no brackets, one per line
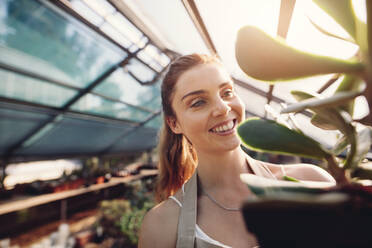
138,54,335,248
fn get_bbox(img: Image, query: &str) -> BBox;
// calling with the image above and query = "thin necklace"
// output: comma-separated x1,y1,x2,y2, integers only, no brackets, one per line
200,186,241,211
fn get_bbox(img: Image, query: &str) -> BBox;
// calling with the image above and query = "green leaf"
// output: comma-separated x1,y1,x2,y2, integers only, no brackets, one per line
332,135,349,155
282,89,363,114
367,0,372,60
236,26,364,81
311,114,338,130
238,117,329,159
348,125,372,169
307,16,355,43
313,0,356,39
355,19,368,55
291,90,320,101
311,109,353,136
334,75,362,116
283,175,300,182
290,91,339,130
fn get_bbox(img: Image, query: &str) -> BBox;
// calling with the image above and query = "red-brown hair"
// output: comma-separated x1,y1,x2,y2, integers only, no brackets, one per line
156,53,221,202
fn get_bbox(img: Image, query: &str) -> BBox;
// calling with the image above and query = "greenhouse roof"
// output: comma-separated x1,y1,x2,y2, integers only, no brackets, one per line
0,0,368,163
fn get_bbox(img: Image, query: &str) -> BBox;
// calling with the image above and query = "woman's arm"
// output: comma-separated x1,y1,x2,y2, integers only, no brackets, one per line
285,163,336,182
266,163,336,183
138,198,180,248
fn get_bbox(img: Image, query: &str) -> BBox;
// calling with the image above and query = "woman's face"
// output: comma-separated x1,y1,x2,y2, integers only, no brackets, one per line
168,62,245,154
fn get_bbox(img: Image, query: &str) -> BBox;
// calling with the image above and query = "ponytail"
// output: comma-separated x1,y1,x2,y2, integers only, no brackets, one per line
155,122,197,202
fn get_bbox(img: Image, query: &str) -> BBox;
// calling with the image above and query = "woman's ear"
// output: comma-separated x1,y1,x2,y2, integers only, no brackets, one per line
166,116,182,134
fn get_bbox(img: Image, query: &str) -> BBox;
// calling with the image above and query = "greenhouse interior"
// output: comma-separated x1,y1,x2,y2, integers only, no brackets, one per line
1,0,372,247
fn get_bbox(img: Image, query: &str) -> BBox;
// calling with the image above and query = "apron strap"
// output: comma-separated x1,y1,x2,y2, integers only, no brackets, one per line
176,171,198,248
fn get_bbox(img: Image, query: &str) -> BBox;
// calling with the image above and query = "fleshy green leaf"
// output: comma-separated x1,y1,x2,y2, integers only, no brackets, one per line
313,0,356,39
332,135,349,155
291,90,320,101
238,117,329,159
311,114,338,130
308,16,355,43
282,89,363,114
355,19,368,55
348,125,372,169
290,90,356,132
236,26,364,81
283,175,300,182
310,108,353,136
367,0,372,60
335,75,362,116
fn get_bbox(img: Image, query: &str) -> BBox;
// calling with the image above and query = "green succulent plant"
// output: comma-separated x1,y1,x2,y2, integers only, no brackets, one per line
236,0,372,185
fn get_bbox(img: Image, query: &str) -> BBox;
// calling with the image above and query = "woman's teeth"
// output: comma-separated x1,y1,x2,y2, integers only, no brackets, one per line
211,120,234,133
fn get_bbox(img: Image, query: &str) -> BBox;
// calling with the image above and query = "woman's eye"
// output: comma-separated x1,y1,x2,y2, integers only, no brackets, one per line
190,99,205,108
223,89,234,97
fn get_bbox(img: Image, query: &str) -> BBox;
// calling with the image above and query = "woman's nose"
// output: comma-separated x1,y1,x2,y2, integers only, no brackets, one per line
212,98,231,117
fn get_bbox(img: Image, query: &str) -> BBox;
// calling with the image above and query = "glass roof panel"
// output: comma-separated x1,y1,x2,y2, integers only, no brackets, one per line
0,107,53,155
93,68,161,111
80,0,116,17
126,58,156,82
124,0,209,54
99,22,132,48
0,68,77,107
0,0,126,89
108,126,159,153
15,115,134,156
70,93,152,122
144,114,163,129
137,44,169,72
71,0,148,50
69,0,104,26
106,12,144,47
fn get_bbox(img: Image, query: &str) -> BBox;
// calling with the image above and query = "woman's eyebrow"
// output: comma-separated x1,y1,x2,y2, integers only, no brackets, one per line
181,82,231,101
181,90,205,101
219,82,231,88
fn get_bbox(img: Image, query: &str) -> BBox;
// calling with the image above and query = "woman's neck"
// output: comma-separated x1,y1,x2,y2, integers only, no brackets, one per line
196,148,249,191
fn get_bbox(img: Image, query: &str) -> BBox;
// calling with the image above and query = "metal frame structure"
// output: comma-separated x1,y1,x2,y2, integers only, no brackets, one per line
0,0,172,167
0,0,342,169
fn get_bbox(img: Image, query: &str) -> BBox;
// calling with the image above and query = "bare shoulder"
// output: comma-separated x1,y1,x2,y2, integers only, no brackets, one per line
138,191,182,248
286,163,336,182
265,162,335,183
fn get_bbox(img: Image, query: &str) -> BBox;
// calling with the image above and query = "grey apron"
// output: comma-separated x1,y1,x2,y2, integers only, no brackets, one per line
175,156,276,248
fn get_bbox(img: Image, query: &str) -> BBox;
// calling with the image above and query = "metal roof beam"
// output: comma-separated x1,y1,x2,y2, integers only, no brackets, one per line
266,0,296,110
50,0,162,74
99,111,161,156
108,0,172,52
0,97,140,126
181,0,218,55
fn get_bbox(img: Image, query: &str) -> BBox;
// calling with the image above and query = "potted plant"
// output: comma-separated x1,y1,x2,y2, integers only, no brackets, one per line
235,1,372,247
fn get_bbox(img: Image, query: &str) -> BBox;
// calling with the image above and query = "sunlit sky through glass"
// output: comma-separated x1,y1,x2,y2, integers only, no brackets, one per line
194,0,368,119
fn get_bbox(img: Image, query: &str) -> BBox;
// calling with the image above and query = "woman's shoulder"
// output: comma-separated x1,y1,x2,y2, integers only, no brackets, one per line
138,191,183,248
264,161,336,183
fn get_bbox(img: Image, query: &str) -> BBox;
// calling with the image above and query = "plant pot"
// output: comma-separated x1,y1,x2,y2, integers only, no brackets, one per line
241,185,372,248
